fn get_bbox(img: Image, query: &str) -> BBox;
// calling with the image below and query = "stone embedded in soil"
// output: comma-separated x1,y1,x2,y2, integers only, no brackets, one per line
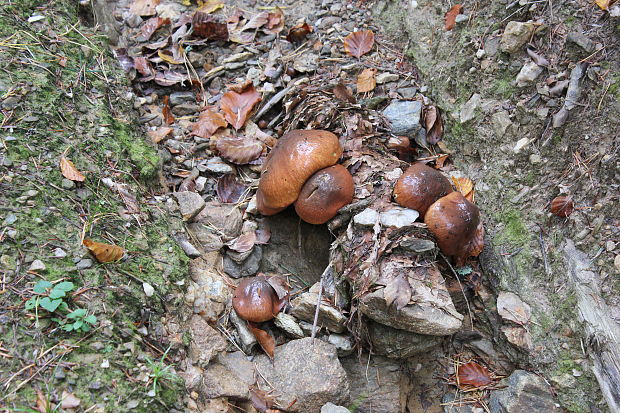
200,352,255,400
492,110,513,137
382,100,423,136
187,223,224,252
376,72,399,84
174,191,206,221
321,403,351,413
501,325,533,350
367,320,442,358
497,291,531,324
340,354,404,413
567,31,597,54
222,245,262,278
173,232,201,258
187,257,231,323
500,21,540,54
193,201,243,240
290,291,347,333
188,315,226,366
516,62,543,87
353,208,379,227
379,207,420,229
460,93,482,123
28,259,46,272
274,312,305,338
326,333,354,356
442,393,479,412
488,370,560,412
230,308,257,353
399,237,436,253
171,103,200,116
169,91,196,106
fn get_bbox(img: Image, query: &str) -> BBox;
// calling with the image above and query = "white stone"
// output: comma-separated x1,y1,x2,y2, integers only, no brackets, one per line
476,49,486,59
353,208,379,227
460,93,482,123
516,62,543,87
205,157,234,174
143,282,155,297
379,208,419,229
376,72,399,84
513,138,530,153
29,259,46,272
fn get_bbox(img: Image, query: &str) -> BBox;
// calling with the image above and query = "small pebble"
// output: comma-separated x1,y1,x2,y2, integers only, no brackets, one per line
53,248,67,258
61,178,76,189
605,241,615,252
143,282,155,297
76,259,93,270
29,259,46,272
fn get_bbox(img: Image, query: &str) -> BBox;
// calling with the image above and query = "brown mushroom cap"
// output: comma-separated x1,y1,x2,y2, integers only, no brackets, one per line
232,277,280,323
257,130,343,215
424,191,480,265
393,163,453,216
294,164,354,224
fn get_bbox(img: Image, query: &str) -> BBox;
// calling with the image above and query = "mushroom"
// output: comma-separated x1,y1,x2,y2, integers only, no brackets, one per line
294,164,354,224
232,277,284,322
257,129,343,216
393,163,453,216
424,191,483,266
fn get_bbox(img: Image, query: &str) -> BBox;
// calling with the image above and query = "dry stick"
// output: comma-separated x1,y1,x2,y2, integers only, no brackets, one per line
310,265,330,339
440,254,474,329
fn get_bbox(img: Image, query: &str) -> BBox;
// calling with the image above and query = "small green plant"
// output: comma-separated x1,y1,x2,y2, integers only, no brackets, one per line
58,308,97,332
25,280,73,325
145,347,180,395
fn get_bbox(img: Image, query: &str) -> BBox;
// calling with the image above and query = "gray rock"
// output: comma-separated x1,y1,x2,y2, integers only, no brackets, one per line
61,178,75,189
376,72,399,84
399,237,435,253
201,352,254,399
187,223,224,252
496,291,531,324
489,370,560,412
293,53,319,73
76,259,93,270
203,157,234,174
379,207,419,229
187,315,226,366
353,208,379,227
367,320,442,358
187,258,231,323
567,31,597,54
193,201,243,239
291,291,347,333
327,333,354,356
230,309,257,353
516,62,543,87
321,403,350,413
173,232,201,258
223,245,262,278
383,100,423,136
28,259,46,272
500,21,539,54
492,111,513,137
171,103,200,116
397,87,418,99
169,91,196,106
274,312,305,338
174,191,205,221
460,93,482,123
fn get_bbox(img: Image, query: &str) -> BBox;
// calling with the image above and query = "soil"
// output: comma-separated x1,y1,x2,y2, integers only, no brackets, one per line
0,0,618,412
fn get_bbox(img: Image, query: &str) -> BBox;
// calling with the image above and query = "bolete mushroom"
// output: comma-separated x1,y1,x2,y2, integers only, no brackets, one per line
257,129,343,215
393,163,453,216
232,277,284,323
424,191,483,266
294,164,354,224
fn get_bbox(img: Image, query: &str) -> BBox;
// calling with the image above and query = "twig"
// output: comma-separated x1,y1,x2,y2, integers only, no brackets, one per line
311,265,330,339
440,254,474,329
254,86,293,120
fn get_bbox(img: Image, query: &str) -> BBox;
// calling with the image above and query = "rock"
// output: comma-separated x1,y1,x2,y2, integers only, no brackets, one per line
442,393,481,412
399,237,435,253
193,201,243,239
341,354,403,413
500,21,539,54
492,110,513,137
253,338,350,412
293,53,319,73
516,62,543,87
188,315,227,366
61,178,75,189
155,3,186,19
187,258,231,322
512,137,530,153
169,91,195,106
171,103,200,116
501,325,533,350
379,207,419,229
359,269,463,335
174,192,205,221
327,333,354,356
497,291,531,324
460,93,482,123
203,157,234,174
28,259,46,272
614,254,620,272
353,208,379,227
201,352,254,399
567,31,597,54
274,312,305,338
222,245,262,278
376,72,399,84
383,100,423,136
230,309,257,353
173,232,201,258
321,403,350,413
76,259,93,270
142,282,155,297
367,320,441,358
397,86,417,99
290,291,347,333
489,370,560,412
187,223,224,252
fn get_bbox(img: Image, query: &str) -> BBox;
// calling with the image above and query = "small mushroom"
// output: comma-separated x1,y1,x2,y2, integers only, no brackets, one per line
393,163,453,216
232,277,283,323
294,164,354,224
257,129,343,215
424,191,483,266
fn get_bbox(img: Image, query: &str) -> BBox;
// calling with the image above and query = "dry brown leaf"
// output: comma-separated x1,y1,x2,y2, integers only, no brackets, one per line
286,22,312,43
333,83,356,103
444,4,463,31
154,70,186,86
193,12,229,40
148,126,173,143
61,391,81,410
215,136,264,164
227,232,257,253
216,173,248,203
134,56,155,80
83,239,125,263
138,17,170,41
60,156,85,182
383,274,411,310
452,176,475,202
357,68,377,93
457,361,493,388
550,195,574,217
249,385,277,413
162,95,175,125
343,30,375,58
245,120,277,147
129,0,159,16
255,228,271,245
220,84,262,130
191,108,228,138
424,105,444,144
197,0,224,13
35,390,53,413
435,154,449,169
264,7,285,34
248,322,275,359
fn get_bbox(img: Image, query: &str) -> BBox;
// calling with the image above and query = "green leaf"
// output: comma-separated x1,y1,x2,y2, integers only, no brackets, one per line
81,324,91,332
73,320,84,330
55,282,75,292
68,308,87,319
49,289,66,299
62,324,74,331
84,315,97,324
456,265,473,276
33,280,52,294
25,297,37,310
59,302,70,312
40,297,62,312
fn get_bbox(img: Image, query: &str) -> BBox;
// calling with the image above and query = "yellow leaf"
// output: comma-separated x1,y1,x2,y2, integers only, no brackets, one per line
60,156,85,182
357,68,377,93
158,49,184,65
452,176,475,203
83,239,125,263
197,0,224,13
595,0,617,10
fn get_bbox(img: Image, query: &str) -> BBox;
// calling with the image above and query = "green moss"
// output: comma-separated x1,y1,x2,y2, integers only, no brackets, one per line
108,117,161,181
495,209,529,247
492,77,516,99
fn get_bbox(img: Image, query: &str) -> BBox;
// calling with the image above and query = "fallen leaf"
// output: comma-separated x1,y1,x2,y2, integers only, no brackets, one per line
60,156,86,182
244,120,277,147
457,361,493,388
435,154,449,169
264,7,285,34
227,232,257,253
266,275,289,301
220,84,262,129
101,178,140,214
333,83,356,103
444,4,463,31
215,136,264,164
249,385,277,413
255,228,271,244
197,0,224,13
424,105,444,144
383,274,411,310
595,0,618,10
241,11,269,31
550,195,574,217
35,390,53,413
357,68,377,93
343,30,375,58
162,95,175,125
61,391,81,410
526,47,549,67
158,49,184,65
138,16,170,41
286,22,312,43
248,322,275,359
83,239,125,263
452,176,475,202
129,0,160,16
148,126,173,143
113,48,134,72
193,12,229,40
134,56,155,80
191,108,228,138
154,70,187,86
216,173,248,203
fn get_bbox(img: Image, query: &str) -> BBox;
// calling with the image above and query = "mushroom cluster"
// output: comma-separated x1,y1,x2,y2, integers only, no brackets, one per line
393,163,484,266
256,129,354,224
